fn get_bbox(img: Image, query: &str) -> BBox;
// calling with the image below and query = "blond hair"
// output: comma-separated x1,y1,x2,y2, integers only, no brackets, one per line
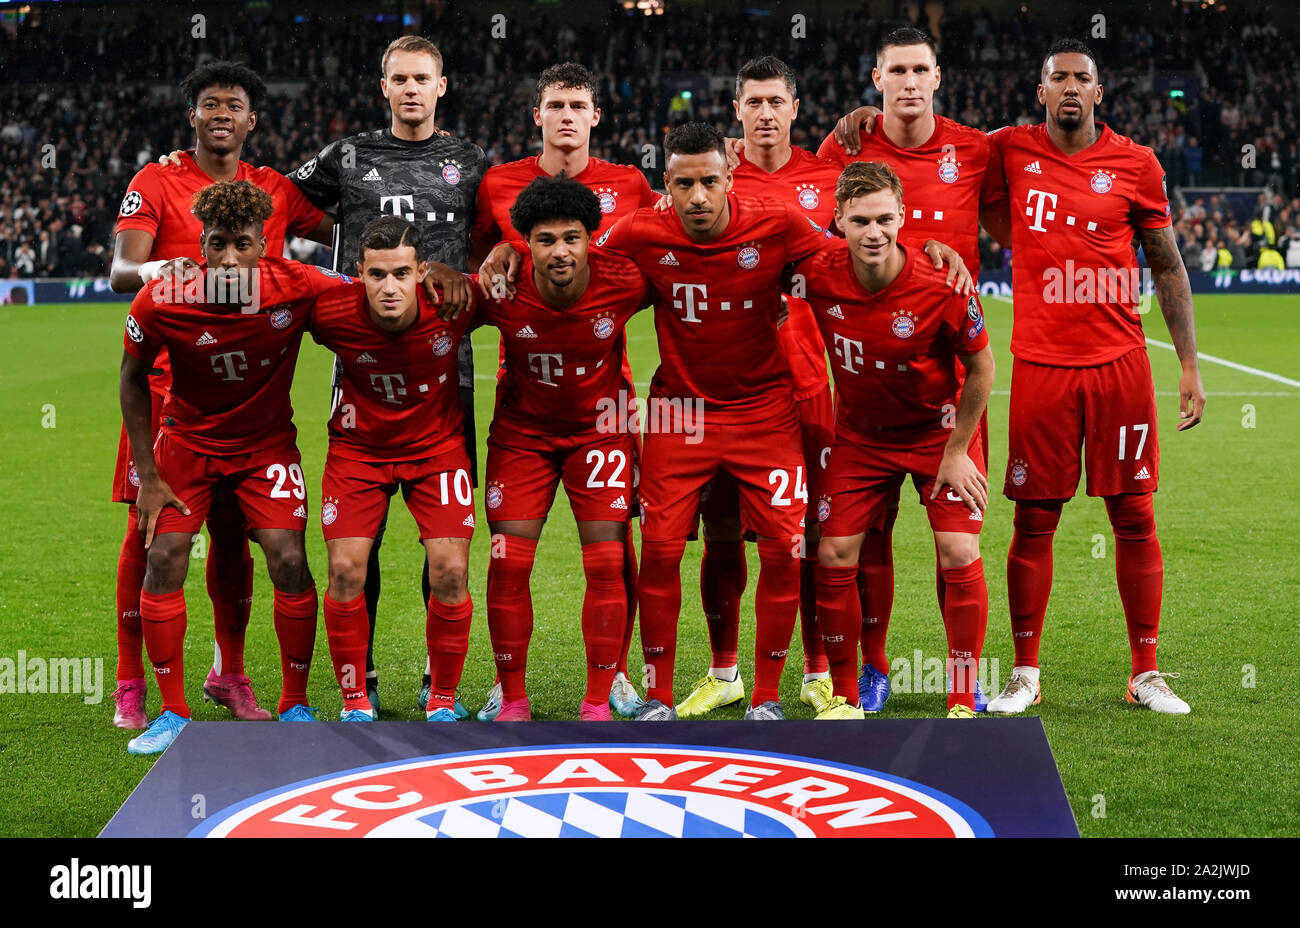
381,36,443,78
835,161,904,206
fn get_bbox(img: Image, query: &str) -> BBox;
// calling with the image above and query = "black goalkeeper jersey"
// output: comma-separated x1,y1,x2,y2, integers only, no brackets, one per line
289,128,489,392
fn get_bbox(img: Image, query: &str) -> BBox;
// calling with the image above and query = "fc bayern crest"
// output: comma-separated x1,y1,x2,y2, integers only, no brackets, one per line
1090,170,1114,194
128,464,140,488
321,501,338,526
442,163,461,185
432,335,453,357
1010,462,1028,486
593,316,615,340
486,486,504,510
938,161,960,184
891,314,916,339
797,186,820,210
598,191,617,214
737,246,760,269
817,498,831,523
270,308,293,330
188,745,993,838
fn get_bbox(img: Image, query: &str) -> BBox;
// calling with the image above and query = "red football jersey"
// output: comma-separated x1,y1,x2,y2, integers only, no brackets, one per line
115,151,326,389
985,123,1171,367
595,195,834,423
818,115,997,278
473,249,650,435
124,258,348,455
309,285,475,462
470,155,658,248
731,147,841,400
796,243,990,437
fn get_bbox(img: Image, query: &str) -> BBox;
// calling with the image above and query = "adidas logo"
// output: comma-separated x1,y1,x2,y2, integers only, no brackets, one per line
1134,466,1151,480
1023,160,1042,174
196,331,217,346
658,252,679,266
610,496,628,510
516,325,538,338
362,168,383,182
292,504,307,518
827,304,845,319
462,514,475,527
356,352,377,364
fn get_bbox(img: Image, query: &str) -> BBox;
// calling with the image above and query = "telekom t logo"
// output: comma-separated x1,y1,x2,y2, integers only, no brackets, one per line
210,350,248,381
528,352,563,386
671,282,709,323
370,372,407,404
380,194,415,220
832,333,865,373
1025,188,1058,232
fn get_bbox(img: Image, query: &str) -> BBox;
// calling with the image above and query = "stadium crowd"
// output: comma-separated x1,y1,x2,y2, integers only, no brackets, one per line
2,1,1298,278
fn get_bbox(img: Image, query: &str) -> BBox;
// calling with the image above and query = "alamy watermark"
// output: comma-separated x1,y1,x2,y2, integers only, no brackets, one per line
0,651,104,704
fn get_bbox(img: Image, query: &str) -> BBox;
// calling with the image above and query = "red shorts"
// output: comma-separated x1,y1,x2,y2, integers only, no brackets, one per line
819,428,987,537
640,404,806,543
484,423,637,523
152,431,309,536
111,381,166,504
1005,347,1159,500
321,449,476,541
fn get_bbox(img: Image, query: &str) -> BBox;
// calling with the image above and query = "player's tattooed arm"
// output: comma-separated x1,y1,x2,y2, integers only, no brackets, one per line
922,240,975,295
424,261,475,319
119,351,189,547
110,230,199,293
933,344,995,513
476,242,523,301
832,106,883,155
1138,224,1206,431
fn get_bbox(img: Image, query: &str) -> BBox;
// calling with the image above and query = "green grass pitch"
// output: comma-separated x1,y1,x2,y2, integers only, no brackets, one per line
0,292,1296,837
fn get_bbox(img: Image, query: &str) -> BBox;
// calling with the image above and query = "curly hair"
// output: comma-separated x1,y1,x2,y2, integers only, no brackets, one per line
180,60,266,110
191,180,274,233
509,175,603,237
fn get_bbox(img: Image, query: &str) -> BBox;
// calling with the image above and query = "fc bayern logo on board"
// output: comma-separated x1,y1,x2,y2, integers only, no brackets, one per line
442,163,461,186
1090,170,1114,194
737,246,760,269
432,335,454,357
797,184,820,210
188,745,993,838
321,501,338,526
593,316,615,340
937,161,960,184
270,308,293,330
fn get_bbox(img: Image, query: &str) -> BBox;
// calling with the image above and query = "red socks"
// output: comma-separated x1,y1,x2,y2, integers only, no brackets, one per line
139,589,188,717
815,563,862,705
857,518,895,673
1106,494,1163,676
799,556,828,674
581,541,626,705
1006,502,1063,668
273,587,318,713
940,559,988,710
752,539,800,707
323,592,371,711
700,539,745,669
426,596,473,712
206,510,254,677
486,535,537,702
115,510,147,681
638,537,686,705
617,529,638,677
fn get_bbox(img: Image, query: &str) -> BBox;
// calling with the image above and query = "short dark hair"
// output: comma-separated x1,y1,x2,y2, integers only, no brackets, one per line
180,60,266,110
359,215,421,257
664,121,727,164
192,180,274,232
536,62,600,110
1041,38,1099,76
878,26,939,64
735,55,797,101
509,175,603,237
